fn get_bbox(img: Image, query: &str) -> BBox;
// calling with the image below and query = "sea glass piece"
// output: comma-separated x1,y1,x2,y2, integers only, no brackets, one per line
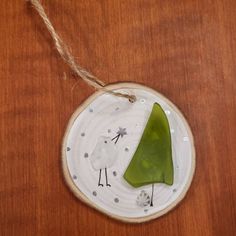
90,136,118,170
123,103,174,187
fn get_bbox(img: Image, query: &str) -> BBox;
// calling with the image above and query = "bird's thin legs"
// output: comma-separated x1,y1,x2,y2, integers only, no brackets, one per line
98,169,103,187
105,168,111,187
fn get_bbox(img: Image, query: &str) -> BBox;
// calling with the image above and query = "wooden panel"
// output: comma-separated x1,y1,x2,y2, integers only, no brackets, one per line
0,0,235,235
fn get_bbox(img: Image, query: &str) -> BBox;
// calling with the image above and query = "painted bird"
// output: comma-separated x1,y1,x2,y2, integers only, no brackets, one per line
90,128,127,187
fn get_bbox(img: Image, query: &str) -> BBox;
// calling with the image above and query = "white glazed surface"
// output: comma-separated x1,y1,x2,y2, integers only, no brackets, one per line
63,84,195,219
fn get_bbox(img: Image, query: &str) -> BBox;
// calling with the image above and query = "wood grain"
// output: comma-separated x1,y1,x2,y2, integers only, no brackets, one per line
0,0,235,235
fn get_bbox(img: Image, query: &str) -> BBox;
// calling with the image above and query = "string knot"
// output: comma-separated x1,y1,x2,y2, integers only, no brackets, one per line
29,0,136,103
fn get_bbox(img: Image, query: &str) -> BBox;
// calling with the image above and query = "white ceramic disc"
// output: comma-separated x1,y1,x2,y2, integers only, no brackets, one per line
62,83,195,223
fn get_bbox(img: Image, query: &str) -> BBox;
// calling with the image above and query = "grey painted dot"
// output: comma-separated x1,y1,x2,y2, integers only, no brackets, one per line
108,129,111,133
89,108,93,112
113,171,117,176
125,147,129,152
115,107,119,111
81,133,85,137
176,165,179,169
140,98,146,104
67,147,71,151
84,153,89,158
92,191,97,196
183,136,189,142
173,188,177,193
73,175,77,180
144,209,148,213
114,198,119,203
165,110,171,115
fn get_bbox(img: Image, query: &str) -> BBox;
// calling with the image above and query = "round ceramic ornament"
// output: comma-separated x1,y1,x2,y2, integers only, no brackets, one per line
62,82,195,223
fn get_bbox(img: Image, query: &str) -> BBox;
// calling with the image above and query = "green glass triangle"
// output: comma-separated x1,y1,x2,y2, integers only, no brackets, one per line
123,103,174,187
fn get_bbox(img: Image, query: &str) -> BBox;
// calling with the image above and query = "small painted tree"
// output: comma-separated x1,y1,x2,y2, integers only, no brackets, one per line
123,103,174,207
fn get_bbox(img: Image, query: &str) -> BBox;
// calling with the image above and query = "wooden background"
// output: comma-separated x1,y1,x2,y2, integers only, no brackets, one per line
0,0,235,235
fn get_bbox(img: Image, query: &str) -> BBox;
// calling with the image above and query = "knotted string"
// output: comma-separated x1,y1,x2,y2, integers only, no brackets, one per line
29,0,136,103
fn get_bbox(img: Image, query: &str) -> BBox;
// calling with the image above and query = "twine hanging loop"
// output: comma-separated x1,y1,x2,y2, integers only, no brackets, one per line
29,0,136,103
